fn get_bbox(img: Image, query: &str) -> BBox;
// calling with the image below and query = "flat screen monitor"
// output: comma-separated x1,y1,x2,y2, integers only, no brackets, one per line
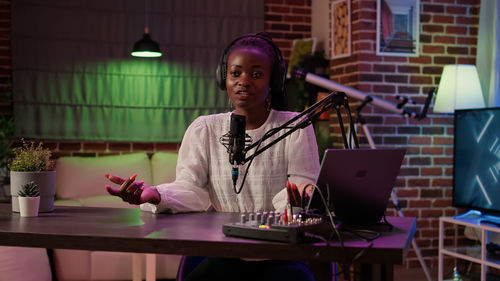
454,107,500,216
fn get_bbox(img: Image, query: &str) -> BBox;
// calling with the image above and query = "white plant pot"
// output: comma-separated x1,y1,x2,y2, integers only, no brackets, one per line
18,196,40,217
10,171,56,213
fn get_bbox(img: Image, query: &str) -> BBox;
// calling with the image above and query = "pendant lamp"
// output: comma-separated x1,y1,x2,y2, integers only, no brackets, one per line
131,0,162,58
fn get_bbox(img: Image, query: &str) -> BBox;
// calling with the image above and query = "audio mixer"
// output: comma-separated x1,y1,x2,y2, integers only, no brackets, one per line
222,211,333,243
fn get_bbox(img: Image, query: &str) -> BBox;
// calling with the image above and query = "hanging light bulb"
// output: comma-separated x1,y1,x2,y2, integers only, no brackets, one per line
131,0,162,58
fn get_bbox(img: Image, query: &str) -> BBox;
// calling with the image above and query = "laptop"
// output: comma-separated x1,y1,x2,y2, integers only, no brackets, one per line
306,148,406,225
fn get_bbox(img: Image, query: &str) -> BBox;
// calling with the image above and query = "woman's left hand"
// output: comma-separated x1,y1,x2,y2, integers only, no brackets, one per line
105,174,160,205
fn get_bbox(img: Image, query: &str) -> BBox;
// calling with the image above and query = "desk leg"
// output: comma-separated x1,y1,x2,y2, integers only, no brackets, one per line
356,264,393,281
145,254,157,281
132,253,143,281
381,264,393,281
357,264,372,281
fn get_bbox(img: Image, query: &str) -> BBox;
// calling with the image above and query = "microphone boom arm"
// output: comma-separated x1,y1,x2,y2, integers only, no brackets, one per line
243,91,357,163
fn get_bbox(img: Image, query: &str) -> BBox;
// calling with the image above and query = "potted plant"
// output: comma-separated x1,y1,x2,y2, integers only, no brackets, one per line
17,181,41,217
9,139,56,213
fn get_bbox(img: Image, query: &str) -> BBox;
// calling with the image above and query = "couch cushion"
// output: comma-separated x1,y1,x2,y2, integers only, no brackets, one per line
53,249,182,281
56,153,153,201
90,252,182,280
0,246,52,281
151,152,178,185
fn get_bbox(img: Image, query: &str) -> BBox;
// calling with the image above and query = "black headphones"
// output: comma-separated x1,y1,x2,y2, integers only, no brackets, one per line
215,32,286,96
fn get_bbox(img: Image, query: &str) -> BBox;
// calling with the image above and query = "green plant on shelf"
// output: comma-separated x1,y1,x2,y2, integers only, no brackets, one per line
17,181,40,197
8,139,53,172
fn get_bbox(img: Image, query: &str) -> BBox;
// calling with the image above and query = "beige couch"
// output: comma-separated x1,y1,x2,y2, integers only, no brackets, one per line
53,152,181,281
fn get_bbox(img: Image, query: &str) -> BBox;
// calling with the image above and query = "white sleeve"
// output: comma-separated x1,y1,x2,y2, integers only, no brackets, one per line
272,189,288,213
141,117,211,214
272,123,320,212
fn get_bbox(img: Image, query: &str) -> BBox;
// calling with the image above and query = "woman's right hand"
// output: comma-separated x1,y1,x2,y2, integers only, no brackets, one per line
105,174,161,205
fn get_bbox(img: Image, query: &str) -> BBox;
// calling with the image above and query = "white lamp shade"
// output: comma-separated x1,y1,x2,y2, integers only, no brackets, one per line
434,64,485,113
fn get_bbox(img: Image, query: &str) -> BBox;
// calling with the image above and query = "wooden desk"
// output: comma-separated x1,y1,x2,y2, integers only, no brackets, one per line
0,205,415,279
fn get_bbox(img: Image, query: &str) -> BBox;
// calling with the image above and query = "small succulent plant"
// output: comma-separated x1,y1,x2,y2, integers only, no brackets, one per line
17,181,40,197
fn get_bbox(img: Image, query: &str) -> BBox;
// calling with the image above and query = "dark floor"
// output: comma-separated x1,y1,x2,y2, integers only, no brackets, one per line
334,265,438,281
156,265,500,281
393,266,438,281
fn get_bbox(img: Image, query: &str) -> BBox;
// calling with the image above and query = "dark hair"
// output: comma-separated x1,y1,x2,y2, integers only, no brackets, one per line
216,32,286,111
227,33,278,65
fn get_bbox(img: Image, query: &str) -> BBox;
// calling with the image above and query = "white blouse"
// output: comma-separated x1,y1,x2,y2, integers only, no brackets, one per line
141,109,320,214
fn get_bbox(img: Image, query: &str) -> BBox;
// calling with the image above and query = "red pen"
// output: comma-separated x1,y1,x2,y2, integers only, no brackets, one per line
119,174,137,192
283,208,288,224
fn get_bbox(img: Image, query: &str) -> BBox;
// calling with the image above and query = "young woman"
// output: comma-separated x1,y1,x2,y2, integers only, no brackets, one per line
105,32,321,281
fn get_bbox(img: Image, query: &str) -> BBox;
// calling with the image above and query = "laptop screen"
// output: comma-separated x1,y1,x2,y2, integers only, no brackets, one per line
306,148,406,225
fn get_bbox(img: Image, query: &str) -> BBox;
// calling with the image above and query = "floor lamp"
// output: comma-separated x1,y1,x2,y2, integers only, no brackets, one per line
434,64,485,281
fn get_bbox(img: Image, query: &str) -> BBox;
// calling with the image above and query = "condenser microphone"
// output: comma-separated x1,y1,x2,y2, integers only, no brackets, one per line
228,114,246,187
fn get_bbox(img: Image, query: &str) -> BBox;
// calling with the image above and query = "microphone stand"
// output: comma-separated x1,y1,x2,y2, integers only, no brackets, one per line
230,91,357,195
293,67,434,281
243,91,357,163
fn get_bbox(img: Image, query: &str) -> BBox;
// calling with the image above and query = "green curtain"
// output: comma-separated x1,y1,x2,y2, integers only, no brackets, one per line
11,0,263,142
477,0,499,107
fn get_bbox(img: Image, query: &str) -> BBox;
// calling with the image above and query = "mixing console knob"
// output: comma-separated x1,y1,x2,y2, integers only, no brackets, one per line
268,212,274,224
249,212,255,221
240,214,247,223
275,213,281,224
256,212,262,224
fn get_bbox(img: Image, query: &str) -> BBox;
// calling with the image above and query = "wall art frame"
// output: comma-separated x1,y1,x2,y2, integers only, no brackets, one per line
331,0,351,59
376,0,420,57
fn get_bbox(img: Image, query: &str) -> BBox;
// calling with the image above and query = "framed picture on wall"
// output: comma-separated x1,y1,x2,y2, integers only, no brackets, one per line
376,0,420,57
331,0,351,59
287,37,317,78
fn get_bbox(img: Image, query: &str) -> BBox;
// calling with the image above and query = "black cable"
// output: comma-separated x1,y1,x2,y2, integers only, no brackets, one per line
306,183,385,281
351,241,374,263
342,95,359,149
304,184,352,280
300,183,315,210
243,91,338,162
382,214,393,230
233,126,293,194
340,226,381,242
303,232,330,258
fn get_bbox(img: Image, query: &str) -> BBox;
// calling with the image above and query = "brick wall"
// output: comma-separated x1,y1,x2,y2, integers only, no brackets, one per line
264,0,312,59
0,0,483,273
326,0,480,270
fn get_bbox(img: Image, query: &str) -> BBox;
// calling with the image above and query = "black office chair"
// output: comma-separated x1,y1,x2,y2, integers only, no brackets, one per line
175,255,334,281
176,256,206,281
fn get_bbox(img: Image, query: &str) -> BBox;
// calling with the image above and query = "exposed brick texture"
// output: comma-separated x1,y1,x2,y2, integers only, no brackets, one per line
264,0,312,59
328,0,480,271
0,0,483,273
